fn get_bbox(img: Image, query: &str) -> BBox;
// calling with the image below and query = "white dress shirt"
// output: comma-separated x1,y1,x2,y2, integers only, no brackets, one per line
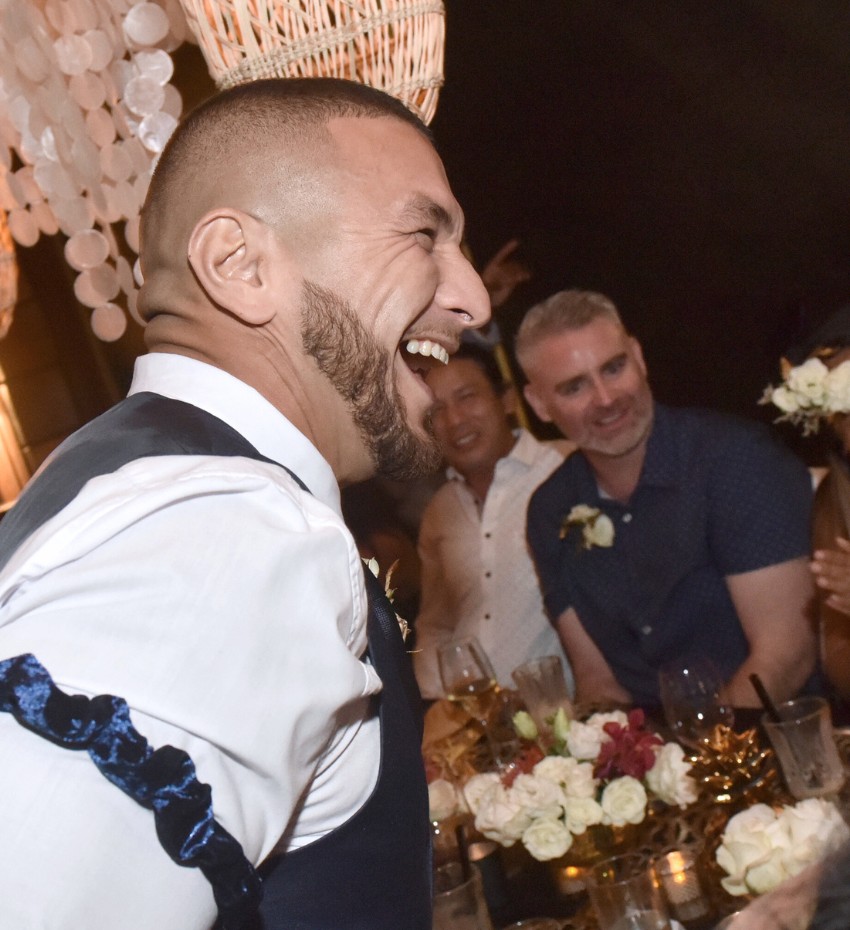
0,353,381,930
413,429,575,699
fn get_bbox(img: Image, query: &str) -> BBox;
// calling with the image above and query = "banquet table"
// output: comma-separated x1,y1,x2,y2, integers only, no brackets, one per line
424,701,850,930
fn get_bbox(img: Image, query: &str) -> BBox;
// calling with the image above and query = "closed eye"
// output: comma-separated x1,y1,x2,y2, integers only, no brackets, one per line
414,228,437,251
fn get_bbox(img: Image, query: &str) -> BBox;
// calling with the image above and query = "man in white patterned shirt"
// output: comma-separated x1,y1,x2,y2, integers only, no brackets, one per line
413,344,575,699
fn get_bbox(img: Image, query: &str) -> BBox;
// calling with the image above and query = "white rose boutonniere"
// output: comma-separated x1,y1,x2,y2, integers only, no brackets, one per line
560,504,615,550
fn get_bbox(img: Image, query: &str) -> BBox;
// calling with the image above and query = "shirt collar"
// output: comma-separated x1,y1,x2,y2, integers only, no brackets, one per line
574,403,675,501
444,428,531,484
638,404,678,488
128,353,341,514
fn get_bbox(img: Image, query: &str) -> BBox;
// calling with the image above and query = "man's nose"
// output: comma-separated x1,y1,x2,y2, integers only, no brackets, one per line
435,250,491,331
592,379,615,407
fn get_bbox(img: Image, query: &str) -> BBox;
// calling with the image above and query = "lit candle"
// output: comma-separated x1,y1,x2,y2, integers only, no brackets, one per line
655,850,711,922
554,863,586,895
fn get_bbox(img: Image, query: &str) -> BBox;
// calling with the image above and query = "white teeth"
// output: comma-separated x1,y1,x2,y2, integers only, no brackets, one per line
405,339,449,365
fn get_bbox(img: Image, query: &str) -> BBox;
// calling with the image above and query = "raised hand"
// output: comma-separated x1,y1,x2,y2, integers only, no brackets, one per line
479,238,532,308
811,536,850,615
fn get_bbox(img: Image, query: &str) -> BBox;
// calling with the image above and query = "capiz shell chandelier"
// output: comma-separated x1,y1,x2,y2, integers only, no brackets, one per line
177,0,445,125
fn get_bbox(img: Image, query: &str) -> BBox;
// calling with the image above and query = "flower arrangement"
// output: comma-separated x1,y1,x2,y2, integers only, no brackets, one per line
716,798,850,896
560,504,615,549
448,708,697,862
761,356,850,435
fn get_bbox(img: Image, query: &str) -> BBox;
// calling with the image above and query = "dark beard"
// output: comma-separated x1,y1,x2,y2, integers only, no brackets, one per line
300,281,442,480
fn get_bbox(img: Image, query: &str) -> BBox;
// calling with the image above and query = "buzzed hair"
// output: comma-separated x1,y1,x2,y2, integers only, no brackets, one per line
514,289,623,371
142,77,430,243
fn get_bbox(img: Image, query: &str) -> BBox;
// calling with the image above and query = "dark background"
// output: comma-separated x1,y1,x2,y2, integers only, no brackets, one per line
428,1,850,461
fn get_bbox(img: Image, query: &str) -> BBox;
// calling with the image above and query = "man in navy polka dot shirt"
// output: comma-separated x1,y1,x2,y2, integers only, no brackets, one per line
517,290,816,709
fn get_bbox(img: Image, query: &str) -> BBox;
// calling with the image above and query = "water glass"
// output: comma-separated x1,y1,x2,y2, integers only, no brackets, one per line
433,861,494,930
512,654,573,734
762,695,846,799
658,657,734,749
586,853,672,930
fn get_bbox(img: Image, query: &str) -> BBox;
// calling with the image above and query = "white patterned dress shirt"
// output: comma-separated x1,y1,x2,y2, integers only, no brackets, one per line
413,429,575,699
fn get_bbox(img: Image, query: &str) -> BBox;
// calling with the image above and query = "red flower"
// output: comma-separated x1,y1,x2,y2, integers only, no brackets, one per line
593,709,663,781
501,742,545,787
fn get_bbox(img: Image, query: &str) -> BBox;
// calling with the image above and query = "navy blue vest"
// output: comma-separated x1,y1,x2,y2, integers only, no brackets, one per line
0,392,431,930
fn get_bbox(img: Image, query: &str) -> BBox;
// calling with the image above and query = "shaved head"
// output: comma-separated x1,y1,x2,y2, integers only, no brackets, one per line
139,78,430,324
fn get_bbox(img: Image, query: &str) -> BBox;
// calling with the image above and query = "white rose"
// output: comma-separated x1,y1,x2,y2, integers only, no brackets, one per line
522,816,574,861
645,742,698,808
584,513,615,548
534,756,598,799
564,796,605,835
771,385,800,414
586,710,630,731
826,360,850,413
600,776,647,826
786,357,828,405
565,720,606,760
744,851,793,895
778,799,850,875
428,778,459,822
716,805,794,896
510,773,565,820
462,772,502,816
567,504,598,522
474,783,531,846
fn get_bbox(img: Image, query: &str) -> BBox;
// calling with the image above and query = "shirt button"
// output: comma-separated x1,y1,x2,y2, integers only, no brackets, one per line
623,513,633,523
484,532,492,538
484,613,491,620
641,624,652,635
484,571,492,578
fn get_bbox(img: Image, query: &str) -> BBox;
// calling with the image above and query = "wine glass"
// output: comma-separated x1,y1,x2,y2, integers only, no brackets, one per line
658,657,734,750
437,637,500,727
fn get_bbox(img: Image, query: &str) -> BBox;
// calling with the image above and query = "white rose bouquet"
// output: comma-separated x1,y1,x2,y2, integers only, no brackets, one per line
716,798,850,896
761,356,850,435
462,708,698,861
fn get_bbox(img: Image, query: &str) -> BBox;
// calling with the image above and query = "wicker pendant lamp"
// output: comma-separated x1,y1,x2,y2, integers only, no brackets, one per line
177,0,445,124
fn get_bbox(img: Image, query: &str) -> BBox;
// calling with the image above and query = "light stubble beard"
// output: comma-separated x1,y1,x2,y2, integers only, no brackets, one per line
300,280,442,480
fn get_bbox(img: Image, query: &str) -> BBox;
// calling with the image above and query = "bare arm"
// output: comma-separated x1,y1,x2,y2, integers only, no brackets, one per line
723,556,817,706
555,607,632,707
811,538,850,700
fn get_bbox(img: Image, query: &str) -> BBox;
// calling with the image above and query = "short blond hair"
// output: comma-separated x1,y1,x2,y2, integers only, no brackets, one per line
514,289,622,372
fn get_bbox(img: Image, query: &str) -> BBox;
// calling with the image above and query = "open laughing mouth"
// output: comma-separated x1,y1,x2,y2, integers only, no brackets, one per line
401,338,450,386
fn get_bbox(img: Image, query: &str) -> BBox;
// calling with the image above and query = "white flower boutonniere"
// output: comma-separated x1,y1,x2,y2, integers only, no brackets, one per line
364,557,410,642
560,504,615,550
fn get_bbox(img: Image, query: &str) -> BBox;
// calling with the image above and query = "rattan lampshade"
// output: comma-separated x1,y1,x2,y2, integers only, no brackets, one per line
177,0,445,124
0,211,17,340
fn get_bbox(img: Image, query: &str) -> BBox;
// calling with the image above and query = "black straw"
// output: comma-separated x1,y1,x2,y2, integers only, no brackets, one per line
750,673,781,722
455,822,472,882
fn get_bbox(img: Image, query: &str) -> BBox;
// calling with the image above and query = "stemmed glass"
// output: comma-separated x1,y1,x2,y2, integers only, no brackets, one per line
658,657,734,750
438,636,500,726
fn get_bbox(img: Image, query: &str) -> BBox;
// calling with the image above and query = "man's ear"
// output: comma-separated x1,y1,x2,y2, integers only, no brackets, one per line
523,382,553,423
187,209,293,325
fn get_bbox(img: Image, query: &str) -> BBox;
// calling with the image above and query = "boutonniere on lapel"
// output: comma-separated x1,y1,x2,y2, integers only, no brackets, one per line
559,504,615,550
364,557,410,642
